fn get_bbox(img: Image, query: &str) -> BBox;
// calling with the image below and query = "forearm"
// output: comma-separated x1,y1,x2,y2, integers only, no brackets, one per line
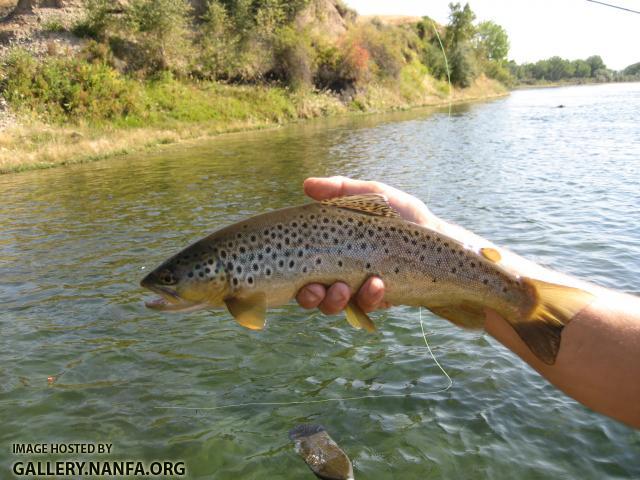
436,218,640,428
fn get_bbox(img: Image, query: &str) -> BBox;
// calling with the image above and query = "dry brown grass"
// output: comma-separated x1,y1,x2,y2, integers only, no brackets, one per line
0,118,279,174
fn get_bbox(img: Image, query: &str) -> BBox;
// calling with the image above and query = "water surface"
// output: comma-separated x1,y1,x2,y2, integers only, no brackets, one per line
1,82,639,479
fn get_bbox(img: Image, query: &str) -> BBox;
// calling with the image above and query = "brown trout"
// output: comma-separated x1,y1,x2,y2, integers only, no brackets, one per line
141,194,593,364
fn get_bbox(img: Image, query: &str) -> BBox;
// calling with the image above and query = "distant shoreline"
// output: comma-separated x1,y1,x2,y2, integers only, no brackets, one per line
0,79,507,175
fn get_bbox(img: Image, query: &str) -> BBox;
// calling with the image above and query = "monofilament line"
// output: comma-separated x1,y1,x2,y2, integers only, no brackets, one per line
154,308,453,412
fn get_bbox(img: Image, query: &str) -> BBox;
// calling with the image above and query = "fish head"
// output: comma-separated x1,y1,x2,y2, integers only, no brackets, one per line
140,246,229,312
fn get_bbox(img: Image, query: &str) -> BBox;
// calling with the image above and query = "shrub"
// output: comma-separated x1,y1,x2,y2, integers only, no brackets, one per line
1,50,143,123
126,0,193,75
272,26,316,89
448,43,477,87
43,19,66,33
198,0,240,80
73,0,112,40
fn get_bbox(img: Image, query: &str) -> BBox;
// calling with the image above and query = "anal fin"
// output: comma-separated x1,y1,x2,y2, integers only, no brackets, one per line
427,303,486,329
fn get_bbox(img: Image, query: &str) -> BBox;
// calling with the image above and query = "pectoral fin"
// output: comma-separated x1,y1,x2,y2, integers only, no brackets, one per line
345,300,376,333
225,293,267,330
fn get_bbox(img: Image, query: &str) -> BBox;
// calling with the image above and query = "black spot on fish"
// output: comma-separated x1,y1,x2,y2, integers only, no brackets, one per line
451,268,457,273
366,263,371,269
236,266,242,274
233,278,238,286
289,260,295,268
227,262,233,270
361,243,366,249
338,260,343,267
208,259,214,265
278,260,284,268
188,272,194,278
266,268,272,276
316,258,322,265
298,250,304,257
277,225,283,230
251,235,256,242
394,267,400,274
199,272,204,278
239,246,246,254
483,279,489,285
384,248,389,254
420,255,425,261
248,277,254,284
437,247,442,252
205,267,211,274
302,266,308,273
252,264,259,271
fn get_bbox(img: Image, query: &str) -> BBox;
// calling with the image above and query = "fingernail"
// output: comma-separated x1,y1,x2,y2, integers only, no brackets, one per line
367,280,384,301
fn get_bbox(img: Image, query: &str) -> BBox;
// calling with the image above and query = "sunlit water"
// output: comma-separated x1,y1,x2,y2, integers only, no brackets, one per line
1,83,639,479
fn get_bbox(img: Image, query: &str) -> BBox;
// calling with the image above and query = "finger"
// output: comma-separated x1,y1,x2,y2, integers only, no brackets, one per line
318,282,351,315
303,176,385,201
296,284,326,309
356,276,386,312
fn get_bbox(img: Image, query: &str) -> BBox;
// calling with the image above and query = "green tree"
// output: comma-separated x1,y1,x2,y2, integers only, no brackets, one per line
475,20,509,62
572,59,591,78
586,55,605,77
446,2,476,48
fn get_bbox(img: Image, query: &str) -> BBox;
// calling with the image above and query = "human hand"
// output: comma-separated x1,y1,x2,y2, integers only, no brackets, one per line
296,176,438,314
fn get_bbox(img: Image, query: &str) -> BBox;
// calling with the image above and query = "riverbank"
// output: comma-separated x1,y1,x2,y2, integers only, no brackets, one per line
0,75,507,174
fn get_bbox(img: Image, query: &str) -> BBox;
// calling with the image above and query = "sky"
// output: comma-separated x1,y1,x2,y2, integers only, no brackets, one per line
344,0,640,70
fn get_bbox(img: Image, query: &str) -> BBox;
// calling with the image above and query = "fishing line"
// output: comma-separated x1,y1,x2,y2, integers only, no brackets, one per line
431,20,453,118
154,308,453,413
585,0,640,15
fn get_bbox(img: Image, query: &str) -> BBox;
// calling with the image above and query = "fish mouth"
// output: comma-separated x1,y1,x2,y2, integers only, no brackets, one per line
140,281,207,313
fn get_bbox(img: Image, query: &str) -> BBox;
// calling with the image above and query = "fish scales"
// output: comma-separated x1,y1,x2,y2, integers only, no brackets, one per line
142,194,594,365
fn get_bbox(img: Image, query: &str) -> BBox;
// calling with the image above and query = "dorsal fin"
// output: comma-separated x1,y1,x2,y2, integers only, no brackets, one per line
320,194,401,218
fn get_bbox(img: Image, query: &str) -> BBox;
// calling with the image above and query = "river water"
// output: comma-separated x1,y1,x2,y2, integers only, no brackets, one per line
1,83,639,479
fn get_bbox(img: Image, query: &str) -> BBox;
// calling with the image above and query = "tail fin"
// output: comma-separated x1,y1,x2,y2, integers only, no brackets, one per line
510,278,594,365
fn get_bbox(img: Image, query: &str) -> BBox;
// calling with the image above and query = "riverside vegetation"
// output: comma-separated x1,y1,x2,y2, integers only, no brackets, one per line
0,0,637,173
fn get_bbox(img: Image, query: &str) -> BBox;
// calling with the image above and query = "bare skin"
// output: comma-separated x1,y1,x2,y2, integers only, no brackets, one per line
296,176,640,428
